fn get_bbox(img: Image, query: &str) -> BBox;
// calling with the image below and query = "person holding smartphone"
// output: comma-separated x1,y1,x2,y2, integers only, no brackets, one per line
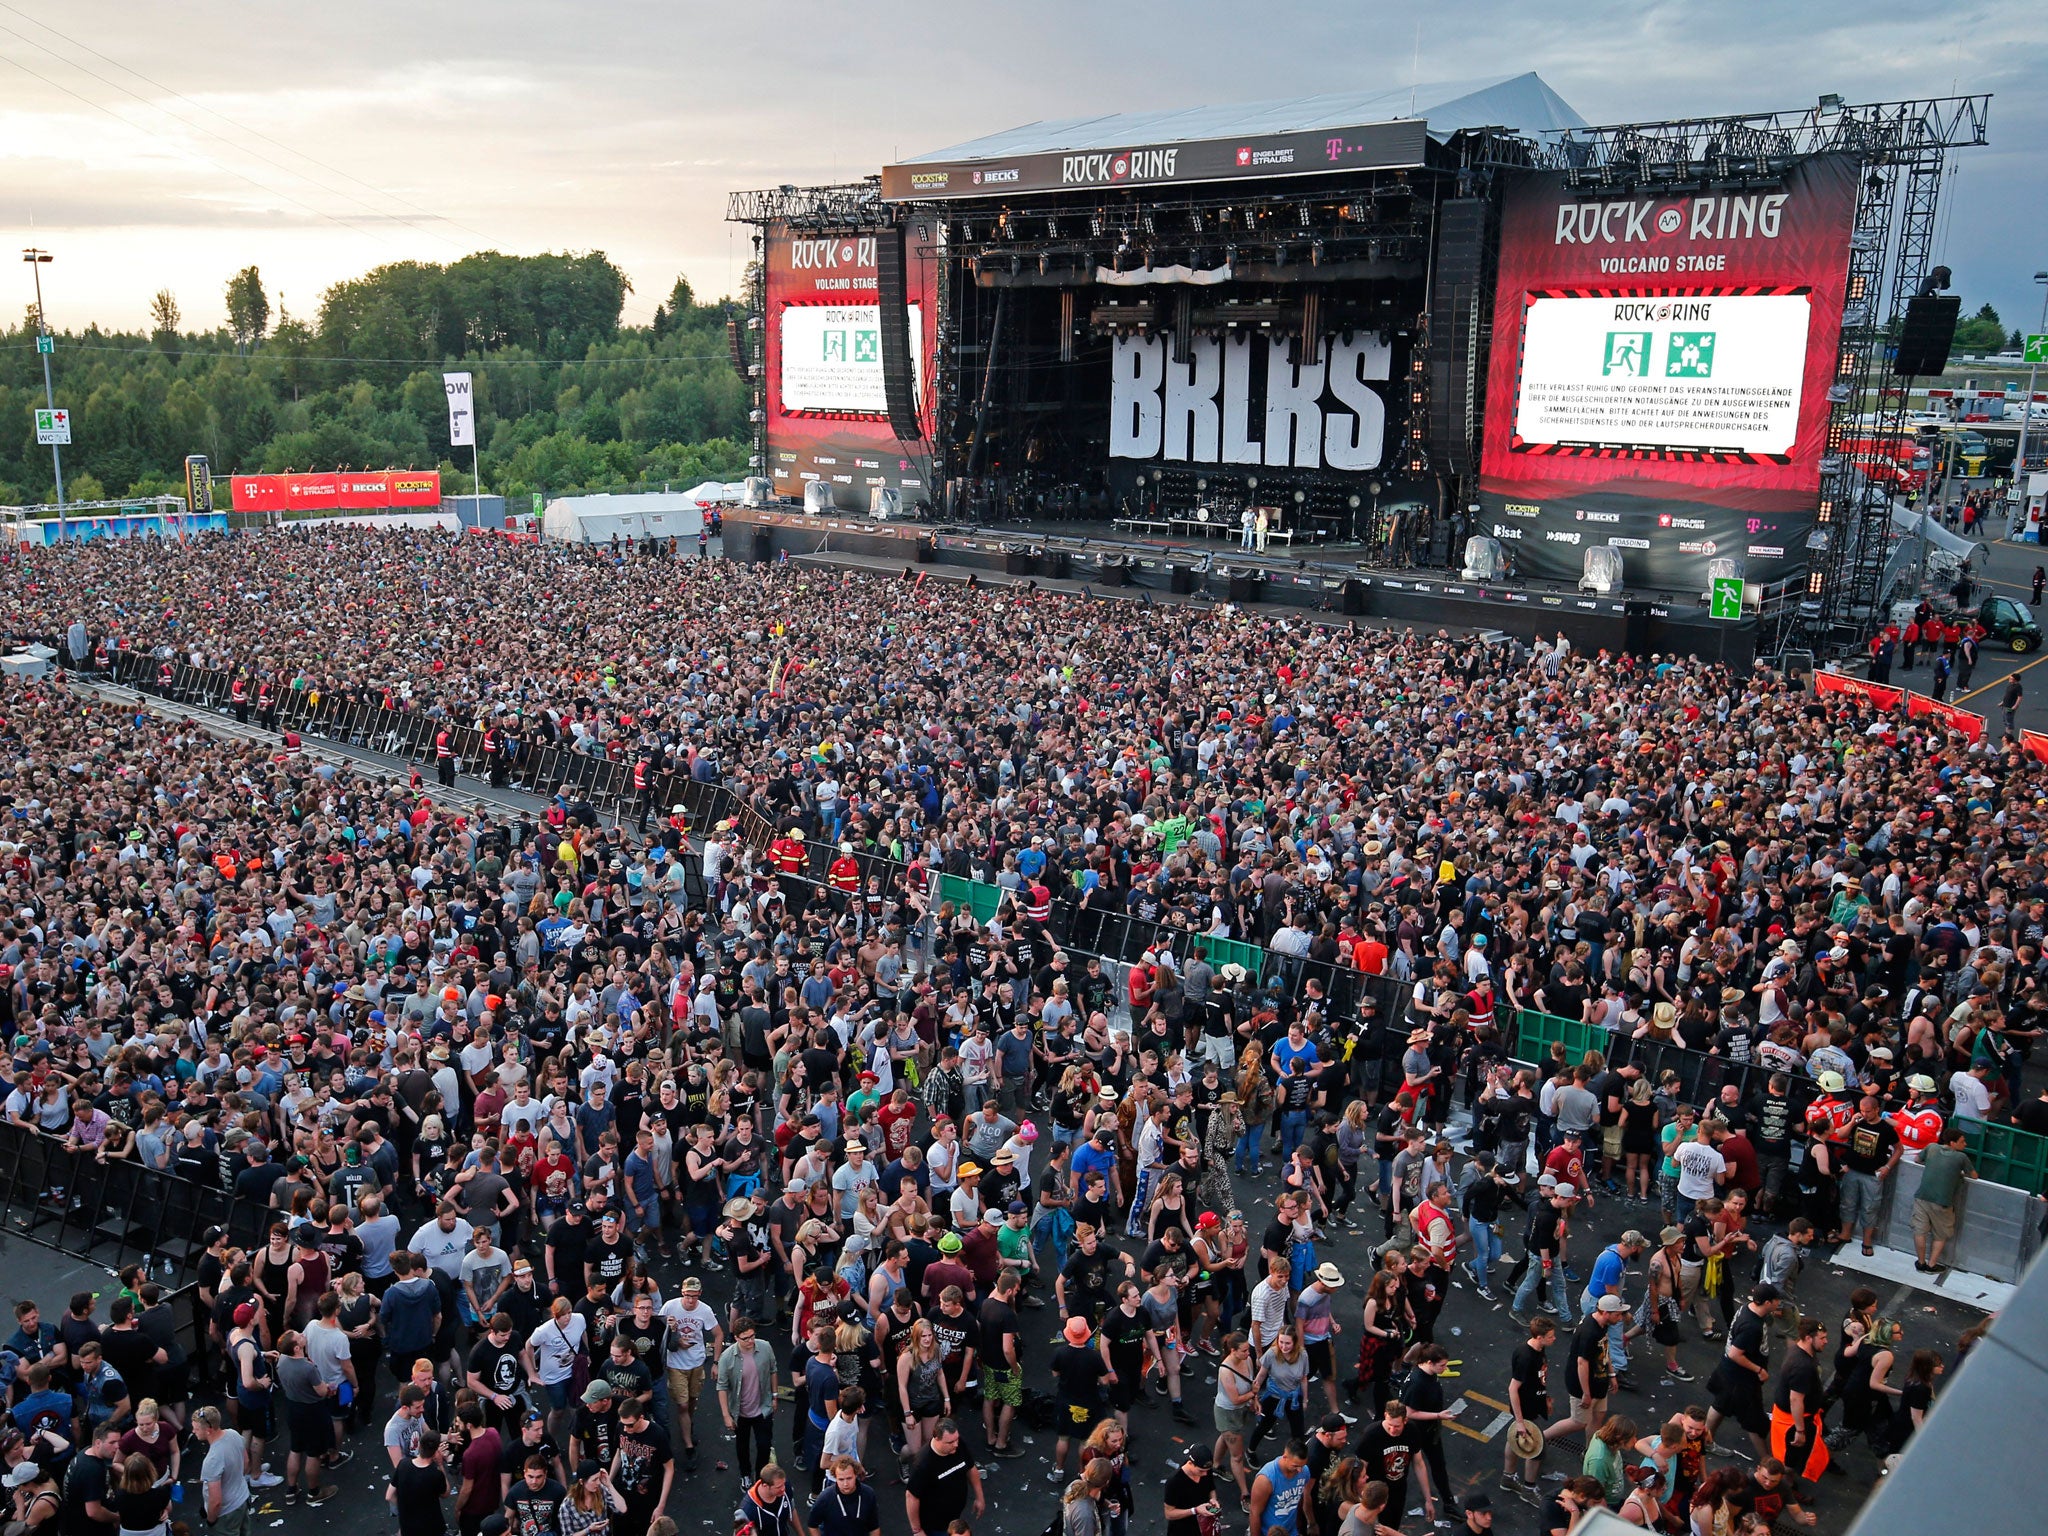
1162,1444,1220,1536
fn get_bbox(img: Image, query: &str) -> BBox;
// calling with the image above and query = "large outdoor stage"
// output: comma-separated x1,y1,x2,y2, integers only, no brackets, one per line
724,506,1759,664
728,86,1989,663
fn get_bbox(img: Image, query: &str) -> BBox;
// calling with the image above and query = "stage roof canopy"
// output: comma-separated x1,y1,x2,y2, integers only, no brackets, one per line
882,73,1584,201
899,72,1585,164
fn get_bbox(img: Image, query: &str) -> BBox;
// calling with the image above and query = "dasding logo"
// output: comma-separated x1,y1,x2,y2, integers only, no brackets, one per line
1061,147,1179,186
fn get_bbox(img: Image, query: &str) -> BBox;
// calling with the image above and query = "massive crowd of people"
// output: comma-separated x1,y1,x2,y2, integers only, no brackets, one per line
0,526,2037,1536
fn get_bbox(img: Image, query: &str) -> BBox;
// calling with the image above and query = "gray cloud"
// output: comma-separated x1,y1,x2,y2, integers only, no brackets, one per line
2,0,2040,332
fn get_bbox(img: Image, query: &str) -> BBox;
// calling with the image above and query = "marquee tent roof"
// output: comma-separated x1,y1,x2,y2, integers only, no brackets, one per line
899,73,1587,165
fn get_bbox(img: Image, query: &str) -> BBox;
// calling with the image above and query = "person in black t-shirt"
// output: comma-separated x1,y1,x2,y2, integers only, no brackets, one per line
904,1421,982,1533
1769,1317,1831,1485
545,1207,593,1298
1355,1401,1417,1525
1837,1101,1901,1255
1162,1445,1219,1536
389,1428,450,1536
1056,1226,1130,1323
1097,1286,1149,1419
610,1401,672,1536
585,1213,636,1292
977,1276,1023,1456
1049,1318,1110,1479
503,1456,567,1536
1706,1287,1780,1460
465,1316,528,1430
1569,1305,1616,1433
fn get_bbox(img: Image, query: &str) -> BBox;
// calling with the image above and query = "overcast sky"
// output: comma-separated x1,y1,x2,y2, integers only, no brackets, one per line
3,0,2042,341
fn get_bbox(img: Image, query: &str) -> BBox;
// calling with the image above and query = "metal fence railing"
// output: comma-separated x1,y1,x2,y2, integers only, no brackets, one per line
1508,1007,2048,1198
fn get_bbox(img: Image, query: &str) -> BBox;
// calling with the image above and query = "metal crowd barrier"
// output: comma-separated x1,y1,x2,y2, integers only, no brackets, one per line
0,1120,278,1282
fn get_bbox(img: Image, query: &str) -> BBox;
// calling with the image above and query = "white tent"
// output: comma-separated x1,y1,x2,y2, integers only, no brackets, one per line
678,480,747,507
541,491,707,544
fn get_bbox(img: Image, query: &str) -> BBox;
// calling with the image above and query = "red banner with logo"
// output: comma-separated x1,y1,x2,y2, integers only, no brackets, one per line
1904,691,1985,743
1812,670,1905,711
387,472,441,507
2021,730,2048,764
231,469,442,512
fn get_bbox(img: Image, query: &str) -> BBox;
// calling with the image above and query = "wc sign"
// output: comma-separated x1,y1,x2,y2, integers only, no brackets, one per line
442,371,476,448
34,407,70,445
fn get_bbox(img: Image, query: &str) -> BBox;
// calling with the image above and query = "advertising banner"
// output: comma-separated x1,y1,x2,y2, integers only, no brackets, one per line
1904,691,1985,743
881,119,1429,201
1812,669,1904,711
230,469,442,513
764,223,938,510
2021,729,2048,764
1477,155,1859,591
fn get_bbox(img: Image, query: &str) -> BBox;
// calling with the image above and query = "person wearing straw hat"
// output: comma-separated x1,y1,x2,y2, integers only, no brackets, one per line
1295,1264,1347,1420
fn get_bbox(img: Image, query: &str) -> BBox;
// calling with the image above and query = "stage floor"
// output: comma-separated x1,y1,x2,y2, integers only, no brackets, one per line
729,506,1758,664
934,513,1383,560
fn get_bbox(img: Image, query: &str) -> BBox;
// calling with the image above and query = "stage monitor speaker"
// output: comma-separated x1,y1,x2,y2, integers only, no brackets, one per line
803,480,837,514
875,226,925,445
1894,294,1961,377
870,487,903,520
742,477,771,508
1426,198,1491,478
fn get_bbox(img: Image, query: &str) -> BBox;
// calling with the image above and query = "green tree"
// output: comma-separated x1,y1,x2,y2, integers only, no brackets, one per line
1952,302,2006,355
0,247,749,503
149,289,181,350
225,266,271,353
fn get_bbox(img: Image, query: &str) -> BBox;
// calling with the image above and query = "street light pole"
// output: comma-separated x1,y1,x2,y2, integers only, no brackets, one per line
22,248,64,542
2012,270,2048,541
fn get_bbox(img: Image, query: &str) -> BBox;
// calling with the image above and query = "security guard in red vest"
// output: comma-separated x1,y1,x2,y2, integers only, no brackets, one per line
631,756,652,829
435,727,455,787
827,840,861,909
230,676,249,723
768,831,807,888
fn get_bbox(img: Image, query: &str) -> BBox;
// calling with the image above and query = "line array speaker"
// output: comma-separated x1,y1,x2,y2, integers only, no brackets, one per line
1425,198,1491,478
876,225,925,444
1894,294,1961,378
